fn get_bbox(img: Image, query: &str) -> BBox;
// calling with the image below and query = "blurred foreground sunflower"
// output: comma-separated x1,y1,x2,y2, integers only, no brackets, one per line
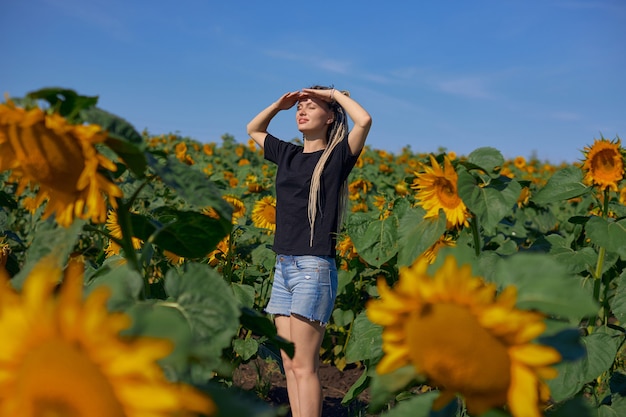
0,256,215,417
251,195,276,232
0,101,123,227
412,155,470,229
367,256,560,417
581,137,624,192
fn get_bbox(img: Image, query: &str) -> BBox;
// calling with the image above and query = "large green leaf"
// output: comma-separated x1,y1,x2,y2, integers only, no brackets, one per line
348,213,399,268
345,312,383,364
129,208,230,259
541,234,598,274
610,270,626,323
457,170,521,234
163,263,241,368
27,87,98,122
397,207,446,267
548,328,623,402
466,146,505,177
586,216,626,259
487,253,598,320
123,299,194,376
531,166,590,204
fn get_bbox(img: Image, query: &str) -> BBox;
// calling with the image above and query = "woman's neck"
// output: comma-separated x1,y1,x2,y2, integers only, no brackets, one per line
303,137,327,153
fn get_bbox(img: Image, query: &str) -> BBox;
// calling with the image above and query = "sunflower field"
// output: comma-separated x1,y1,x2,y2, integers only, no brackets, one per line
1,88,626,417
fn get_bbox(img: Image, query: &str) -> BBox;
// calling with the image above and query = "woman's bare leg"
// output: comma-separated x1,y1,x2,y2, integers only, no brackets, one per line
275,315,300,417
275,314,326,417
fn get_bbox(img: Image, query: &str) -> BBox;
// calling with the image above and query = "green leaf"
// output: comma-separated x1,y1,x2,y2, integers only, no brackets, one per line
367,368,429,414
233,338,259,361
27,87,98,121
466,146,505,177
546,397,595,417
85,260,143,311
457,170,521,234
147,153,233,219
610,270,626,323
332,308,355,327
11,219,86,290
129,208,230,259
80,106,147,177
397,207,446,267
376,391,439,417
531,166,590,204
548,329,622,402
123,299,194,375
163,263,241,368
345,312,383,363
586,217,626,259
341,366,369,405
349,213,399,268
488,253,598,320
231,283,256,308
541,234,598,274
239,307,294,358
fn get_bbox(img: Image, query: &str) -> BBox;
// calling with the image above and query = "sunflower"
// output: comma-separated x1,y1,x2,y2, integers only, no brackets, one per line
0,101,122,226
251,195,276,232
366,256,560,417
419,234,456,264
0,102,123,227
0,256,215,417
514,156,526,170
581,137,625,192
223,195,246,222
0,237,9,270
208,235,230,267
411,155,470,229
104,209,143,258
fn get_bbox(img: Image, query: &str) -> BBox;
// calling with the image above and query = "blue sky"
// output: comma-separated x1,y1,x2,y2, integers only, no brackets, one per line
2,0,624,163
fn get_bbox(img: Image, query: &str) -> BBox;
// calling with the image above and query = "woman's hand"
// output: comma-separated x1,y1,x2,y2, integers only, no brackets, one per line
299,88,336,103
274,91,301,110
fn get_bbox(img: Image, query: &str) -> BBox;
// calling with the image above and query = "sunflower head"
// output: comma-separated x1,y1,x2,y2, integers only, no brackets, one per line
366,256,561,417
0,101,123,227
581,137,625,192
411,155,471,229
0,255,215,417
251,195,276,232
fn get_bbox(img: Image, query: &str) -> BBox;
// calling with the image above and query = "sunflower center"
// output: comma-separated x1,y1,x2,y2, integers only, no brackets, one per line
262,205,276,224
592,148,622,177
433,177,460,208
17,338,125,417
406,303,511,396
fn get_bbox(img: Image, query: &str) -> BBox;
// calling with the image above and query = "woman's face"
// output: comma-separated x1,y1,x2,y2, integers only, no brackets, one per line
295,98,334,135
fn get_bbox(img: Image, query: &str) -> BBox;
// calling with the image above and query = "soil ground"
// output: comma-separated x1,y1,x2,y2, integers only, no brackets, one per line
233,358,373,416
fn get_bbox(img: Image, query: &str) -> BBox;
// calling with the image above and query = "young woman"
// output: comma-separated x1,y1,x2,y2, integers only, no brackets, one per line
247,86,372,417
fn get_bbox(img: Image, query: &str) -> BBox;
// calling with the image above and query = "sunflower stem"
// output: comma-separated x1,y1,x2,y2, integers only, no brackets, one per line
470,214,481,256
592,188,610,323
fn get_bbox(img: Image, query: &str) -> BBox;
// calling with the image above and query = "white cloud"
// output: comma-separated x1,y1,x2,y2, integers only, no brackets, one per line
437,76,495,99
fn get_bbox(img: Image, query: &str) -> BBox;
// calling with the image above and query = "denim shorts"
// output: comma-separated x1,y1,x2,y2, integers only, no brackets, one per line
265,255,338,326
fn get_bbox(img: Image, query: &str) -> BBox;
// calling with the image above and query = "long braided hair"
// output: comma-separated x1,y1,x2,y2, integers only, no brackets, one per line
306,86,350,247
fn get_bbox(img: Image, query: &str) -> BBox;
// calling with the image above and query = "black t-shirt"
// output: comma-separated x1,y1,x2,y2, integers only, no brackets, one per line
264,133,360,257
